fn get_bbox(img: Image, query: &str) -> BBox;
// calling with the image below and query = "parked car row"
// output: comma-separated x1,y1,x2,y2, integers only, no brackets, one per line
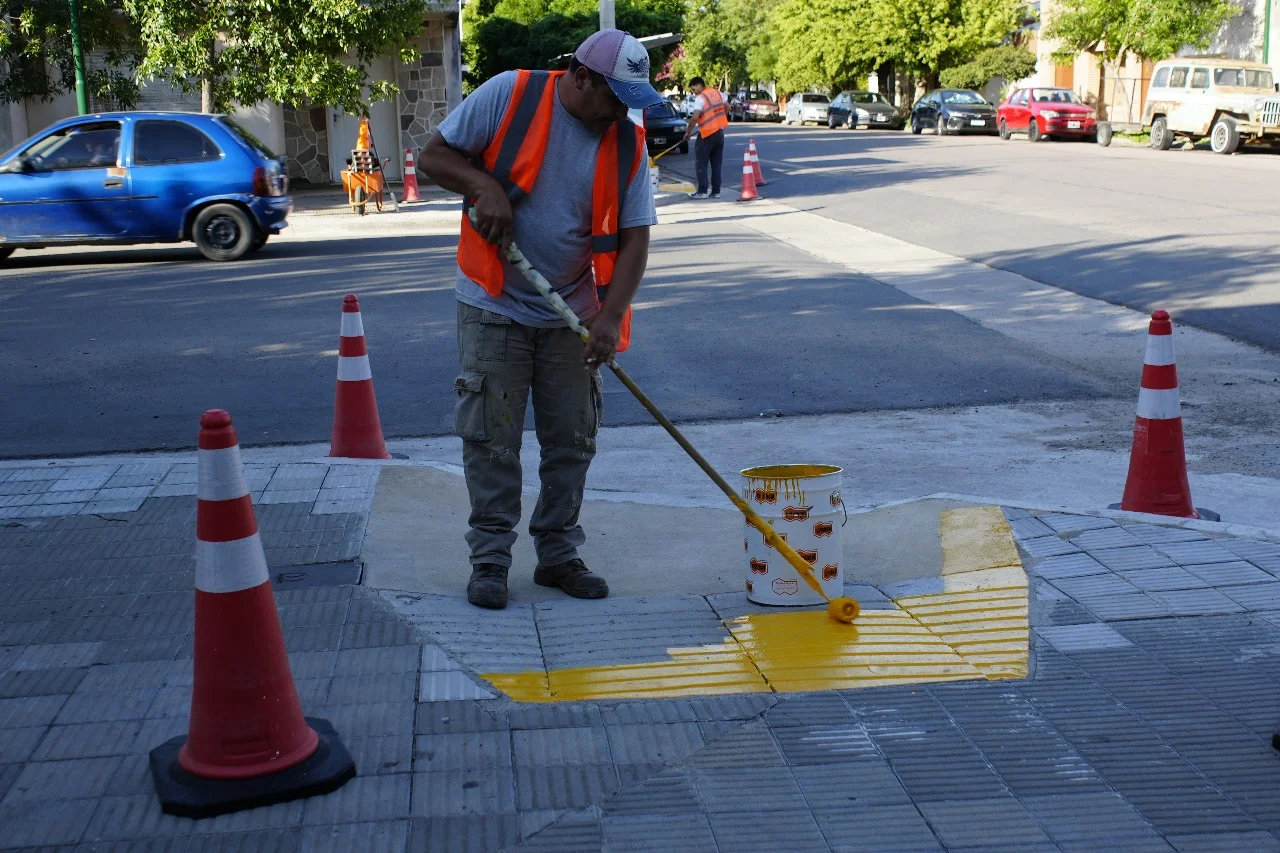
0,111,291,263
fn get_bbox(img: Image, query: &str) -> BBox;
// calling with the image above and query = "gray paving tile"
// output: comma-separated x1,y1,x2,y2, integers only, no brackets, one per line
606,723,704,765
600,768,703,816
1033,553,1111,580
1186,561,1275,587
81,794,193,843
1084,593,1174,621
772,722,878,764
1149,588,1246,617
184,799,304,835
415,731,512,772
326,672,416,705
414,700,504,735
707,808,827,851
507,703,603,731
1222,582,1280,611
77,661,172,693
1017,536,1082,558
820,803,944,852
513,727,612,767
56,688,159,724
0,796,98,846
1121,523,1209,545
1119,566,1211,592
515,763,621,810
1091,546,1177,572
408,813,520,853
332,645,419,677
1037,623,1135,653
0,665,89,697
301,773,411,824
792,759,912,808
1167,831,1280,852
11,642,104,671
1039,514,1118,533
603,813,719,853
1,756,122,804
410,768,516,817
0,726,45,763
1051,572,1141,601
419,671,495,701
917,797,1051,848
345,734,413,776
295,820,409,853
1154,540,1240,566
184,828,301,853
690,721,786,769
1071,526,1143,550
32,720,143,760
1010,515,1053,537
694,765,805,813
0,694,68,728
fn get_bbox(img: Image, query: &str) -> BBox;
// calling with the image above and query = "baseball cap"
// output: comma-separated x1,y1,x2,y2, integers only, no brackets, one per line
574,29,664,109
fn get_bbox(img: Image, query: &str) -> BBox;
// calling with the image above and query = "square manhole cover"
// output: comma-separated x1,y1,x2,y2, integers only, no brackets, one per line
271,561,362,589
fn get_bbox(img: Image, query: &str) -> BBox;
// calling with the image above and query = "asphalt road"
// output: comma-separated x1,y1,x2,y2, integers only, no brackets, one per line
690,121,1280,354
0,204,1101,457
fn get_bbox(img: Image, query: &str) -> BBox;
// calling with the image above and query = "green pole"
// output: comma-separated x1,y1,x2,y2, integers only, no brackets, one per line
68,0,90,114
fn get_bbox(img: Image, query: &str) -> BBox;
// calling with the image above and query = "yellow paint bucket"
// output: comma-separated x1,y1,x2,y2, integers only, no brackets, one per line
741,464,845,606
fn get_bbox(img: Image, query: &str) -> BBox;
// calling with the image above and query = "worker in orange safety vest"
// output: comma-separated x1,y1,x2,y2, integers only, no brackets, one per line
683,76,729,198
418,29,660,611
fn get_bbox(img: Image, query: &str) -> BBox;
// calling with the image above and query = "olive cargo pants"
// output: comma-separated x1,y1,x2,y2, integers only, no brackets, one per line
453,302,603,569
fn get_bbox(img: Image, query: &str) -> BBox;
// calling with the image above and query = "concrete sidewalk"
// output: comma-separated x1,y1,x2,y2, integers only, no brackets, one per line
3,448,1280,851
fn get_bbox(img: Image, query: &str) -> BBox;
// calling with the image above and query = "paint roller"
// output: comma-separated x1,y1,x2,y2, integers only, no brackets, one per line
470,211,860,625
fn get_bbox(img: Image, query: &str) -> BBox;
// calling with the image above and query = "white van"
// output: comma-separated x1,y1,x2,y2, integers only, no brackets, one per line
1143,56,1280,154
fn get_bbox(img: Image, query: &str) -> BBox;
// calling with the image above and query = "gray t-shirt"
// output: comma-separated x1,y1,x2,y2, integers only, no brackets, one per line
439,70,658,327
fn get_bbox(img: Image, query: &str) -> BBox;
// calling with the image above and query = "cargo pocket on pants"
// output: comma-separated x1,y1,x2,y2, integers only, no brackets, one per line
454,371,488,441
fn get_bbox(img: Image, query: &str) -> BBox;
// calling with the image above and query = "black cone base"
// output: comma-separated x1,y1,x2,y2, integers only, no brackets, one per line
150,717,356,818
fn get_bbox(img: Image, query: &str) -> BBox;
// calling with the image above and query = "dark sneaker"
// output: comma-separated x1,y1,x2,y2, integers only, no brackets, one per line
467,564,509,609
710,191,721,199
688,191,709,199
534,558,609,599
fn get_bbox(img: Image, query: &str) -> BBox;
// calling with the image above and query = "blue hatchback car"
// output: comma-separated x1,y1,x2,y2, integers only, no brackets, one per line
0,111,291,262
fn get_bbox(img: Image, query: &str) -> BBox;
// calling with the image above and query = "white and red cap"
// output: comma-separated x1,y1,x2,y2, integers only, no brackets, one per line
574,29,663,109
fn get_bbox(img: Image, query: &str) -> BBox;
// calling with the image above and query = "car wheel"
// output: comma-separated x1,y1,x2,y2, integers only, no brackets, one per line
1096,122,1113,147
911,116,922,134
1210,115,1240,155
936,116,947,136
1028,118,1042,142
193,204,254,262
679,141,689,155
1151,116,1173,150
828,115,838,129
998,119,1010,140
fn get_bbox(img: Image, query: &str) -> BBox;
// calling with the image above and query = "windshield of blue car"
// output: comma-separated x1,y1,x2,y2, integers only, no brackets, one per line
851,92,889,105
645,103,681,120
942,91,988,105
801,94,830,103
1029,89,1081,103
218,118,278,160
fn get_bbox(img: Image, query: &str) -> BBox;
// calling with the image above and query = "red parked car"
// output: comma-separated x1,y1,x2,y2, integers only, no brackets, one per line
997,87,1098,142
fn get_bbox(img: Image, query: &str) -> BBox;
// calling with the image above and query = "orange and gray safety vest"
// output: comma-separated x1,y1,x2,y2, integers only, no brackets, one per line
696,88,729,137
458,69,646,351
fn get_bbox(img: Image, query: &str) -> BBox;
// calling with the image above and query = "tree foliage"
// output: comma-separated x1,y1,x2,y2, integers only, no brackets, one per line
464,0,682,91
1,0,140,106
939,44,1036,88
1044,0,1239,65
125,0,427,113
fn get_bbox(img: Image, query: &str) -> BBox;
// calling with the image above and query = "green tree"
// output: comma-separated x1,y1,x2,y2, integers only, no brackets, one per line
1045,0,1238,65
939,44,1036,89
1,0,140,106
870,0,1026,88
125,0,426,114
769,0,876,93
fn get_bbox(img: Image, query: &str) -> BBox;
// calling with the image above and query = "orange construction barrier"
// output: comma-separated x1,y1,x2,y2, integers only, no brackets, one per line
402,148,421,203
330,294,392,459
737,147,761,202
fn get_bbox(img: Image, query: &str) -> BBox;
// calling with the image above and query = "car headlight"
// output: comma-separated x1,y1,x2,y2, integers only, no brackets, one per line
855,109,869,116
1041,110,1060,118
1255,97,1266,111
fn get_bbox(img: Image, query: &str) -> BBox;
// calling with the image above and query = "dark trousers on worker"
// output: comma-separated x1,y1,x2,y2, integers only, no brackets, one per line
695,129,724,195
453,302,603,570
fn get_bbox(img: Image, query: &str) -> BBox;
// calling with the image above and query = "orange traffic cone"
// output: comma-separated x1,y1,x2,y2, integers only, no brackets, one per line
748,138,768,186
150,410,355,817
330,294,392,459
737,148,761,202
402,148,421,203
1118,310,1210,519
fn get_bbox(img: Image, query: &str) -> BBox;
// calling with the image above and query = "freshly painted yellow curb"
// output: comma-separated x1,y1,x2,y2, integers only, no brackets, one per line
483,505,1029,702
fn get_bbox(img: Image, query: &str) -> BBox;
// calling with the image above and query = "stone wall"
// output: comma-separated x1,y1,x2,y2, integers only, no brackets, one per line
396,18,452,156
283,105,330,186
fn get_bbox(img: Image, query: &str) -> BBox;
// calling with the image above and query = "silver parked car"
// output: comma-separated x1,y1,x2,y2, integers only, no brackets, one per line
784,93,831,126
829,91,904,130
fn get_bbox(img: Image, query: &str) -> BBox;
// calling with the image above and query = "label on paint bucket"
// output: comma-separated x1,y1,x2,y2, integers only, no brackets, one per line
741,464,845,606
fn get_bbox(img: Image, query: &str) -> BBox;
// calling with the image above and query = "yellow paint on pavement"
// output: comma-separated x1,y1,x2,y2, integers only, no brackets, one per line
481,505,1030,702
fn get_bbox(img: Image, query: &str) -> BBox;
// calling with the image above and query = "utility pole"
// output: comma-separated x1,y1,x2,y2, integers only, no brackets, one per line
68,0,90,114
599,0,615,31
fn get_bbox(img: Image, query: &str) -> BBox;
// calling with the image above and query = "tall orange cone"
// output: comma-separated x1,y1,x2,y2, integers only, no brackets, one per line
1118,310,1205,519
150,410,355,817
737,148,761,202
330,294,392,459
748,138,768,186
402,148,421,203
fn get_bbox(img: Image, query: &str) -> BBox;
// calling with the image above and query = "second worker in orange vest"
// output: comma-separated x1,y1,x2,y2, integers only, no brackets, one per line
684,77,729,199
419,30,662,610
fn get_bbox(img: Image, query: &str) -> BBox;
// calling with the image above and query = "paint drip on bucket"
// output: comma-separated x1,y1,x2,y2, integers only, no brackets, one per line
741,464,845,606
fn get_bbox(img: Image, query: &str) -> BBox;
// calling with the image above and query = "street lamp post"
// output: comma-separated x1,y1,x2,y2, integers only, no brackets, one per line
68,0,90,114
599,0,615,31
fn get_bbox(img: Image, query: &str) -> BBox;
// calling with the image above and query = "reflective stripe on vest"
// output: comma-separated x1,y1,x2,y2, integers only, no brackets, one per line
456,69,644,352
697,88,729,137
